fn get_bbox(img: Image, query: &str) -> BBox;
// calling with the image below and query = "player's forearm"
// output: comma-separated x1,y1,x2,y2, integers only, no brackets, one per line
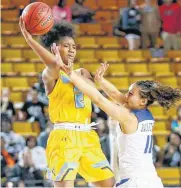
69,71,101,102
78,74,95,88
69,71,131,124
98,78,124,104
26,38,57,68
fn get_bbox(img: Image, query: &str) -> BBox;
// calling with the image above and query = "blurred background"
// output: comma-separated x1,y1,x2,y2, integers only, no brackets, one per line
1,0,181,187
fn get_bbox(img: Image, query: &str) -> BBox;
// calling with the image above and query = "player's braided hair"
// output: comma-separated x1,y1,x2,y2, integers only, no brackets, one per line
136,80,181,109
40,21,75,48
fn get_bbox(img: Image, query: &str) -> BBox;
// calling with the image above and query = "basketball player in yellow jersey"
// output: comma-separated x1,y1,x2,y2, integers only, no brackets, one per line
19,18,115,187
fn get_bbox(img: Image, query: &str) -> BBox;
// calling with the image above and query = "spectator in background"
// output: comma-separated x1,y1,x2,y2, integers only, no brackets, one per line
96,117,110,162
113,9,127,38
71,0,95,23
20,88,46,130
1,136,15,182
122,0,141,50
171,105,181,134
37,119,53,148
1,88,16,121
18,136,47,171
140,0,161,49
1,113,25,158
162,132,181,167
16,136,46,187
92,90,108,121
52,0,72,23
152,136,162,167
159,0,181,51
33,73,48,106
93,91,109,120
92,103,108,120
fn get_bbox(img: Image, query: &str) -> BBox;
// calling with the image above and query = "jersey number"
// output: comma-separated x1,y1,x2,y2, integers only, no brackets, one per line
73,87,85,108
144,135,153,154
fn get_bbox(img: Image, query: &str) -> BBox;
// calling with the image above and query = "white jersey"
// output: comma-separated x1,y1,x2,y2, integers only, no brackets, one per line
116,109,158,179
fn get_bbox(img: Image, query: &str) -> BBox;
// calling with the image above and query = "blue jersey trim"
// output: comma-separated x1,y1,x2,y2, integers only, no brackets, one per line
131,109,154,123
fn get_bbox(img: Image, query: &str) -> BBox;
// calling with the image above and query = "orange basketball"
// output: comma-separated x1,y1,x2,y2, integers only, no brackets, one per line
22,2,54,35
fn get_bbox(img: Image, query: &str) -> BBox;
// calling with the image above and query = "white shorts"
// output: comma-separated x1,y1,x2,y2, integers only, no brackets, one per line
125,34,140,40
115,176,163,188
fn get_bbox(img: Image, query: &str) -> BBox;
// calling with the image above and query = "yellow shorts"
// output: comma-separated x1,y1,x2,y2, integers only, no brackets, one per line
46,129,114,182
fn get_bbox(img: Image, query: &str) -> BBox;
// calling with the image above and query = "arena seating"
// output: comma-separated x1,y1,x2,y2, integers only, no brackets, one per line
13,121,40,136
157,168,181,186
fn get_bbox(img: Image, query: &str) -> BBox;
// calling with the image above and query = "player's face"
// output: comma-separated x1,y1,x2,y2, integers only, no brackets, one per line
59,37,76,65
124,83,147,110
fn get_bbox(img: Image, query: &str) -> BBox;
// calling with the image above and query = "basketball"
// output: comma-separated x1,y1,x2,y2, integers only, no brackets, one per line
22,2,54,35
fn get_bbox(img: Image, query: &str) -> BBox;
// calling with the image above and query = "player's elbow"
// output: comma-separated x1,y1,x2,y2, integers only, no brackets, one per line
47,59,59,69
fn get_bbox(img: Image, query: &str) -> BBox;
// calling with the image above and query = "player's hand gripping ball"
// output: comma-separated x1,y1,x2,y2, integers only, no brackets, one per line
22,2,54,35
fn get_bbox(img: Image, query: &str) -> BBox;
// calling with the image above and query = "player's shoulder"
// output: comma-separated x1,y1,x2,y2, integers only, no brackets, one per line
75,68,93,80
131,109,154,123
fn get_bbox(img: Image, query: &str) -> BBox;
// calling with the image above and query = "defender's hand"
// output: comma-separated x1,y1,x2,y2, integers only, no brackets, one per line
94,62,109,82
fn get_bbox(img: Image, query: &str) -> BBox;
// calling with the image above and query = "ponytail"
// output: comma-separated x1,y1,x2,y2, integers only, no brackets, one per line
136,80,181,109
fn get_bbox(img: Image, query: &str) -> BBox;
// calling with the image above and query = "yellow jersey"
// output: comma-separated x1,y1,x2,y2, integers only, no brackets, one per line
48,70,92,124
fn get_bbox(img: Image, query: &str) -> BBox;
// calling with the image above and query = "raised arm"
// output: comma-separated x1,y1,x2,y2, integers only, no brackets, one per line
69,71,138,133
20,18,63,94
19,17,59,69
95,63,125,105
76,68,95,87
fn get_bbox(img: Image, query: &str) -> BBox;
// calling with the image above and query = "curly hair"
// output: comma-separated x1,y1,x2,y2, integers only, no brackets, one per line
136,80,181,109
40,21,75,48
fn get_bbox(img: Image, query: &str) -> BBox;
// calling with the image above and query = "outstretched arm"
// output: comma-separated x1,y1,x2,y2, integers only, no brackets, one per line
52,46,138,133
95,63,125,105
69,71,137,131
76,68,95,87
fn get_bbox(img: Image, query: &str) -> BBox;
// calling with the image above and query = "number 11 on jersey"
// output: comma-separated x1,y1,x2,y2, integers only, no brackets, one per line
144,135,153,154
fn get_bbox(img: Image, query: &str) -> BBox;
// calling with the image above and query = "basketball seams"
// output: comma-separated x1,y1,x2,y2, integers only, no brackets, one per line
28,2,42,29
30,5,51,31
36,18,54,32
32,20,54,35
22,2,54,35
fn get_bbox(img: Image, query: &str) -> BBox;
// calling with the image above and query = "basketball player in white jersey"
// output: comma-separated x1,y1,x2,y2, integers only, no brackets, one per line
52,47,181,188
